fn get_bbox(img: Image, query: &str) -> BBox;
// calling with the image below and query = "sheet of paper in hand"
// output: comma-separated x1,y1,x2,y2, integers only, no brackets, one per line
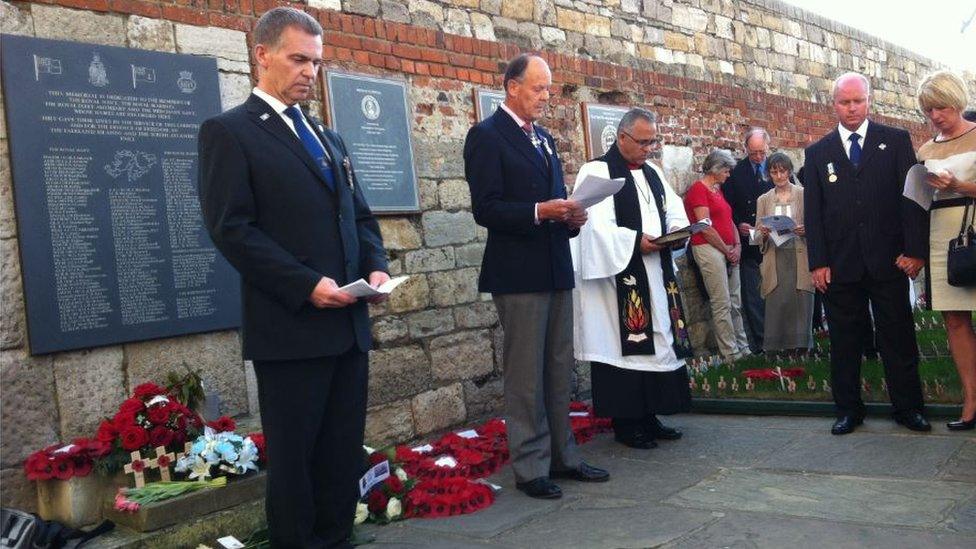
761,215,796,233
339,275,409,298
903,164,937,211
652,220,712,245
570,174,626,209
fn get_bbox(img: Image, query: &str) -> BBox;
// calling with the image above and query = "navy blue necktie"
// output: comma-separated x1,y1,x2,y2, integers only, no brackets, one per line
284,106,335,191
849,133,862,168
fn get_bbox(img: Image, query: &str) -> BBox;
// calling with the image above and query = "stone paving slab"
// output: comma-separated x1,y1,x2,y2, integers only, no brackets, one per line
492,502,718,548
756,432,966,479
939,440,976,482
661,510,976,549
665,468,973,528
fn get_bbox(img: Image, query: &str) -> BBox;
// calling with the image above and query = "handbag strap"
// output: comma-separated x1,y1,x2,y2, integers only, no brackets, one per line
957,198,976,240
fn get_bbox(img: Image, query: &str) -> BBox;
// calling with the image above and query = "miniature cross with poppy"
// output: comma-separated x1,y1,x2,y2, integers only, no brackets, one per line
123,450,158,488
152,446,176,482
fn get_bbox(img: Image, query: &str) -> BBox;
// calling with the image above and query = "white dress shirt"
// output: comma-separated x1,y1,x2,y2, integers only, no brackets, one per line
252,87,328,155
498,102,544,223
837,119,869,160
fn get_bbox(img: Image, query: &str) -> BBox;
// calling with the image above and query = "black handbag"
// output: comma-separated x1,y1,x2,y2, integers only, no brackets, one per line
0,507,113,549
947,198,976,287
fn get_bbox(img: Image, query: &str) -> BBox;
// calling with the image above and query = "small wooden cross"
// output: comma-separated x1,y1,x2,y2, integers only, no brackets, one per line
124,451,148,488
153,446,176,482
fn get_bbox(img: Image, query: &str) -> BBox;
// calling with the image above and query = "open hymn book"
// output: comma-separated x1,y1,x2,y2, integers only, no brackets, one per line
652,220,711,245
338,275,409,298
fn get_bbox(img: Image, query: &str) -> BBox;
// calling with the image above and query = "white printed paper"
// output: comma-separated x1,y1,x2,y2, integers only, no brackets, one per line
217,536,245,549
339,275,409,298
903,164,937,210
570,174,626,209
358,459,391,497
455,429,479,439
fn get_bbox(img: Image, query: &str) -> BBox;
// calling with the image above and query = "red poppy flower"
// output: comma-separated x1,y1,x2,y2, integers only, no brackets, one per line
52,456,74,480
23,452,53,481
130,459,145,473
206,415,235,433
156,454,171,468
72,456,93,477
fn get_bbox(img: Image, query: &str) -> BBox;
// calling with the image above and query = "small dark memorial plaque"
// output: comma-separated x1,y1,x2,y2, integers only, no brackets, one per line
582,103,631,158
325,72,419,213
474,88,505,122
0,34,240,355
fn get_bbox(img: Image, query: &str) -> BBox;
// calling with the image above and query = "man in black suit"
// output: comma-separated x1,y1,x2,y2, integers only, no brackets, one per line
464,54,608,499
804,72,930,435
198,7,388,547
721,128,773,354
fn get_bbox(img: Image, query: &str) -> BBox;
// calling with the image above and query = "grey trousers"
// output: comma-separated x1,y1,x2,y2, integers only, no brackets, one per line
493,290,581,482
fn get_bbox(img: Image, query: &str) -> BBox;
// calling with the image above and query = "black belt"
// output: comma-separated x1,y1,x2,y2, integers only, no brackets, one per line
931,197,972,210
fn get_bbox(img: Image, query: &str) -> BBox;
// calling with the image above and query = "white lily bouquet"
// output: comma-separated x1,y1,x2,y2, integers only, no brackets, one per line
174,426,260,480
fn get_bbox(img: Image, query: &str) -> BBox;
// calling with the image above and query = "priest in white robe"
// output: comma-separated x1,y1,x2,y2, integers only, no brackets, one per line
571,108,693,450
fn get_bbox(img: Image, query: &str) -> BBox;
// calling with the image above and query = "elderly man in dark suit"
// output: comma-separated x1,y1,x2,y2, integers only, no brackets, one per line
721,128,774,354
464,54,608,499
804,72,930,436
198,7,388,547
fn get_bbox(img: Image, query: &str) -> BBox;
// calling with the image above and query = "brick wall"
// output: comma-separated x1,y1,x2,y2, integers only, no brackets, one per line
0,0,944,511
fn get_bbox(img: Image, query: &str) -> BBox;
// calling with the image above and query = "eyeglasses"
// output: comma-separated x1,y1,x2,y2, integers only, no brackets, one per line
622,131,661,149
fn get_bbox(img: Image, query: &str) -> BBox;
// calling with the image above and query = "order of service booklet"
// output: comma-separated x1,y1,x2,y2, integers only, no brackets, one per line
338,275,409,298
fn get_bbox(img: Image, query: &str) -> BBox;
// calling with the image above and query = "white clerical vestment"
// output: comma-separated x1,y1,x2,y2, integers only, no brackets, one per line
570,160,689,372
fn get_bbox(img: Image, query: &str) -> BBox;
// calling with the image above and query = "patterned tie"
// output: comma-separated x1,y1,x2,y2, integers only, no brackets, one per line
849,133,862,168
283,106,335,191
754,162,762,182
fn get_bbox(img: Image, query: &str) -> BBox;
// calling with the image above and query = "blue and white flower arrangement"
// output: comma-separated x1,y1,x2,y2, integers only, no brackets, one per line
174,426,259,480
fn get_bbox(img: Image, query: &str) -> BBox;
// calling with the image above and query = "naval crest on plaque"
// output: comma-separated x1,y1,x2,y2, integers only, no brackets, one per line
88,52,108,87
361,94,381,120
177,71,197,94
600,125,617,154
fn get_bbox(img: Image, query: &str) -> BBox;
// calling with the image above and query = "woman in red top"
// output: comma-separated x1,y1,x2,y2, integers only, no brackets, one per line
683,150,751,362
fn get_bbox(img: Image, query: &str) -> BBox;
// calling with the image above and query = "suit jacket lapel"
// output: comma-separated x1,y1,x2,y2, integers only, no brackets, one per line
492,109,548,178
825,129,855,172
855,122,881,175
306,113,347,194
245,94,333,190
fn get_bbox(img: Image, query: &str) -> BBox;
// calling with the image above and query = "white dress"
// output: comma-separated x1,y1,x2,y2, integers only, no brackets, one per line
570,160,690,372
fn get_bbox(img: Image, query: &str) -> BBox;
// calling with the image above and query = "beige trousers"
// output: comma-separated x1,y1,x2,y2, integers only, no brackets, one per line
692,244,750,359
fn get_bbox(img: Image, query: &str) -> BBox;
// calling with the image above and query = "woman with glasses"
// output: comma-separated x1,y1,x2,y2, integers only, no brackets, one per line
755,152,814,357
683,150,750,362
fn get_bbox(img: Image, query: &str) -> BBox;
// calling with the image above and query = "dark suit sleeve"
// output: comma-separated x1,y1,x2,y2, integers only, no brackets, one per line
721,174,741,227
197,118,321,312
463,124,536,235
895,130,928,259
803,145,828,271
331,132,389,275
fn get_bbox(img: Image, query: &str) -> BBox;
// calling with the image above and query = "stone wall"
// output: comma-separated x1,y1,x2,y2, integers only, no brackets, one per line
0,0,949,511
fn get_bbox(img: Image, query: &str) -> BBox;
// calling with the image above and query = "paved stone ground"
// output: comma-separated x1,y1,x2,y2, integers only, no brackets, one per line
360,414,976,548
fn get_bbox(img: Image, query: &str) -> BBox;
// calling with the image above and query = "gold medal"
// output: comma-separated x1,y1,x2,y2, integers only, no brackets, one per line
826,162,837,183
828,174,837,183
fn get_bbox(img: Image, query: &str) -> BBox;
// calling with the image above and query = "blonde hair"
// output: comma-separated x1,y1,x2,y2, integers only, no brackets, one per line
917,71,969,112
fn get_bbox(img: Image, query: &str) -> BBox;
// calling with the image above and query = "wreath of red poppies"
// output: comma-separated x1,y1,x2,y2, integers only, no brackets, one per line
741,367,806,381
404,477,494,518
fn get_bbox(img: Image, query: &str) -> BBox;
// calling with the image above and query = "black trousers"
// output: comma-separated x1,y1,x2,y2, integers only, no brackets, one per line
824,275,923,418
253,349,368,549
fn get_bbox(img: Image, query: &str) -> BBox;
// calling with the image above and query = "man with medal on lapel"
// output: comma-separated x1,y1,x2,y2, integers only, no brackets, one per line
571,108,694,450
464,53,609,500
197,7,388,547
803,72,930,436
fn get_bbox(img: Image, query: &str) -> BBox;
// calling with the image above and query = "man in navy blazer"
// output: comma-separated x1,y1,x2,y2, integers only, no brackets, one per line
721,128,774,353
464,54,608,499
804,72,930,436
198,8,388,547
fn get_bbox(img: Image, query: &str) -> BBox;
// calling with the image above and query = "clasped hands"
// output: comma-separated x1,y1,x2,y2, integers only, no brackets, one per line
538,199,587,229
811,255,923,294
309,270,391,308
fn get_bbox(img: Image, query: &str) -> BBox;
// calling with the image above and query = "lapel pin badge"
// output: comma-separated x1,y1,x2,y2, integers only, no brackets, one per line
259,113,270,121
879,143,886,150
342,157,355,190
318,124,325,133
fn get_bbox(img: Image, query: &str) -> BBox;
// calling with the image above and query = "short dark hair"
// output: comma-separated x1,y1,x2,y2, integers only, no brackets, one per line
253,7,322,49
766,151,794,174
503,53,539,92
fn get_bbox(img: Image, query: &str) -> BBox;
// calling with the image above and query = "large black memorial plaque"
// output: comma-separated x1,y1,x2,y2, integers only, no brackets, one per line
325,72,419,213
1,34,240,355
473,88,505,122
582,103,630,158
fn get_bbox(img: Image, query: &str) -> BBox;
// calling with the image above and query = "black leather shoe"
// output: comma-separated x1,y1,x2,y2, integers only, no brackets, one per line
614,430,658,449
831,416,863,435
550,462,610,483
947,416,976,431
646,415,682,440
894,412,932,432
515,477,562,499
